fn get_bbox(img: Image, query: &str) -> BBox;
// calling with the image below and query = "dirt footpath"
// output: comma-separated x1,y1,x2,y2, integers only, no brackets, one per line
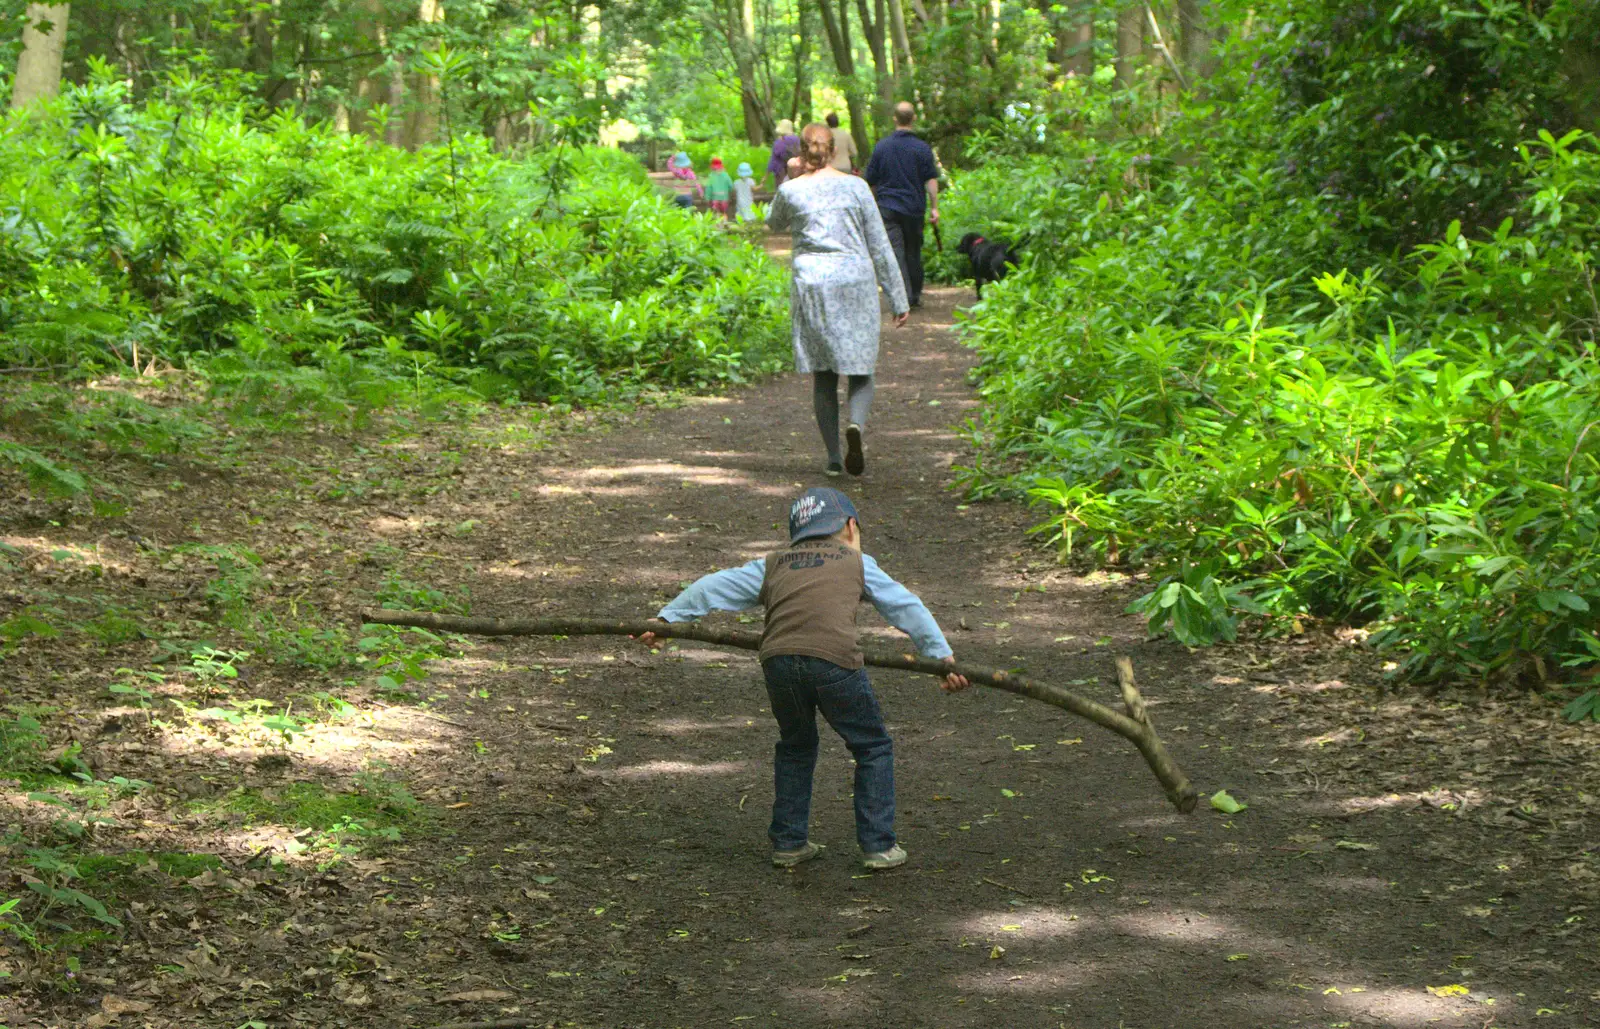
3,264,1595,1029
394,274,1594,1028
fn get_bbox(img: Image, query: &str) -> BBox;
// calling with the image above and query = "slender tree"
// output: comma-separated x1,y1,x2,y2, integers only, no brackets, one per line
1067,1,1093,79
11,4,72,109
351,0,391,138
406,0,445,149
1038,0,1092,80
854,0,892,125
1177,0,1216,79
791,0,815,124
728,0,767,142
887,0,914,97
817,0,870,154
1115,3,1142,88
247,1,274,98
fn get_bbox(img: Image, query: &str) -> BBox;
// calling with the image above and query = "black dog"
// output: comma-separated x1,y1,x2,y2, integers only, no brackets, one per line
956,232,1023,299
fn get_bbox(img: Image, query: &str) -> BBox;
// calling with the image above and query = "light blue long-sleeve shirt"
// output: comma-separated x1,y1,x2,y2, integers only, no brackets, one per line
657,552,953,660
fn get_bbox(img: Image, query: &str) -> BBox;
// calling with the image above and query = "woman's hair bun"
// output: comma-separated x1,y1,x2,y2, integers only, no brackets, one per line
800,123,835,171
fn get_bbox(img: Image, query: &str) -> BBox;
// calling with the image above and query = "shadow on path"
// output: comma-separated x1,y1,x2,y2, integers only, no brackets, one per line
399,269,1587,1027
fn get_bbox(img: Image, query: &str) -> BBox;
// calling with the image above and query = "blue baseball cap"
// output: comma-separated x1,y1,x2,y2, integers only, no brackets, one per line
788,487,859,543
736,161,753,178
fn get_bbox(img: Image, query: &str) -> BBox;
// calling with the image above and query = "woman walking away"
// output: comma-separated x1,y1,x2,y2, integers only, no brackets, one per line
767,124,910,477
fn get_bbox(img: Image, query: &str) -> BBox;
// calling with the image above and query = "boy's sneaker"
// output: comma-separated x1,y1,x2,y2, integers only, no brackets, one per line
861,845,907,870
772,842,825,867
844,424,866,476
825,461,844,477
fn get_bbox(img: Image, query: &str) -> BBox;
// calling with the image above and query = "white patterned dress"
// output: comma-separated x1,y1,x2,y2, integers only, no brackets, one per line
766,173,909,375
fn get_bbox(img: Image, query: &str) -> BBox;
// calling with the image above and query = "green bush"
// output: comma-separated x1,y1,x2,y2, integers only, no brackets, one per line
945,53,1600,690
223,781,419,832
1261,0,1600,253
75,851,223,887
0,67,788,406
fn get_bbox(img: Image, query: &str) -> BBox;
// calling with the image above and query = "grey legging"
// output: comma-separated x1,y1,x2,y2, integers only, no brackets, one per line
812,371,875,465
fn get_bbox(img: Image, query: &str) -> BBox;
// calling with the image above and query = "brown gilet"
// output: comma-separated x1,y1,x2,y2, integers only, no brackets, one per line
757,540,866,669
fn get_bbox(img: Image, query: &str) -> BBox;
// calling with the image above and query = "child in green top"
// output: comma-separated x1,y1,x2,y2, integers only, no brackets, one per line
704,157,735,220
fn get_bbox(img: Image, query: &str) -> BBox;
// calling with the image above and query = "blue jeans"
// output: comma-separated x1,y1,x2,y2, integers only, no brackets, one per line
761,655,895,853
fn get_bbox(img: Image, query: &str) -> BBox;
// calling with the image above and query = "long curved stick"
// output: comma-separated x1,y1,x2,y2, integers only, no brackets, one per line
361,609,1198,813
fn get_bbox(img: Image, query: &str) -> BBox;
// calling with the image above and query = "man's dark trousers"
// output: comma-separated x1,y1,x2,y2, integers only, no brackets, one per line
880,209,924,308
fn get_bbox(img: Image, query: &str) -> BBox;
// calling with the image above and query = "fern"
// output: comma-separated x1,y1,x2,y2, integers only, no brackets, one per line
0,442,87,497
383,220,457,242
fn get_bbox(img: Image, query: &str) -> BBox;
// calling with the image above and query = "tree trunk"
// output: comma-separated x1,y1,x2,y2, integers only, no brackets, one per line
10,4,71,110
248,3,273,88
876,0,895,101
113,14,136,83
1144,2,1186,91
1115,3,1142,89
818,0,871,156
351,0,389,137
405,0,444,149
255,0,302,109
959,0,998,71
1067,1,1094,79
887,0,914,96
1177,0,1216,79
728,0,765,143
1565,33,1600,134
740,0,765,142
360,608,1201,814
1038,0,1065,77
385,60,408,146
587,4,608,143
854,0,891,126
791,0,814,124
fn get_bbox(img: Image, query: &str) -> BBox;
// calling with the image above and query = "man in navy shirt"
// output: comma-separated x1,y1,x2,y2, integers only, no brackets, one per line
864,102,940,309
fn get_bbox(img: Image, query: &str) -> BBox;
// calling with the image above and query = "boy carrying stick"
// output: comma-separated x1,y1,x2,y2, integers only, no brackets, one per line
640,488,969,869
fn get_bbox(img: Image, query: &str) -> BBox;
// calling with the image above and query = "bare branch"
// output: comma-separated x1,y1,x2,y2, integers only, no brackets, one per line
361,609,1199,813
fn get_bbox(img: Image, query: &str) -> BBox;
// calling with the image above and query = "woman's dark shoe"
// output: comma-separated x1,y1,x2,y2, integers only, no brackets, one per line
844,424,865,476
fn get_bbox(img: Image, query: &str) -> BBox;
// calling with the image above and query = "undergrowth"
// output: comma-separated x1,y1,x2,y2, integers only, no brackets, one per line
942,9,1600,708
0,66,787,399
200,773,426,869
0,64,789,512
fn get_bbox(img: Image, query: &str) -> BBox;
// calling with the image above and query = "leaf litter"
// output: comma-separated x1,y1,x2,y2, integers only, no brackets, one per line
1,288,1596,1028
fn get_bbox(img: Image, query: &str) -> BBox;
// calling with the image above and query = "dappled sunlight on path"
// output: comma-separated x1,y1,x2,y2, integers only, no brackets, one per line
2,245,1592,1029
366,273,1580,1028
